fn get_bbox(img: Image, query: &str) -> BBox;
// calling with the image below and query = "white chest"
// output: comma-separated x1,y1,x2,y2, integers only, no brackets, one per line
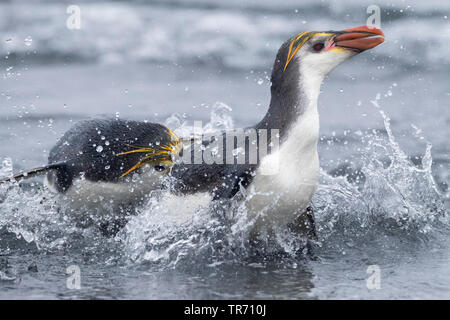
244,107,320,231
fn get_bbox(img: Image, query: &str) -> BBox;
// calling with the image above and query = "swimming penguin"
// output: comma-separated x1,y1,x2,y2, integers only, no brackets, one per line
0,26,384,236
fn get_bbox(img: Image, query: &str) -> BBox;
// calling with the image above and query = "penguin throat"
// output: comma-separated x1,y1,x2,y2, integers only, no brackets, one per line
258,66,324,143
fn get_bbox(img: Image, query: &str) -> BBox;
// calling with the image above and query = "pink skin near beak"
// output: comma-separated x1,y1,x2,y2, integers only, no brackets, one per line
325,25,385,52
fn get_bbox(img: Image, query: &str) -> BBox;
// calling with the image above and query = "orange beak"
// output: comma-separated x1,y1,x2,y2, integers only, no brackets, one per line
333,25,385,52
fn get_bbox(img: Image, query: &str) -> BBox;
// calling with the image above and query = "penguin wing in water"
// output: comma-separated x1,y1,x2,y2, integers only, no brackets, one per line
0,161,67,184
170,163,257,199
169,129,259,199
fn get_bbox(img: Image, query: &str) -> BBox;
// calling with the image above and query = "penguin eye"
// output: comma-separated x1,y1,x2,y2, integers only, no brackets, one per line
313,43,324,52
154,165,166,172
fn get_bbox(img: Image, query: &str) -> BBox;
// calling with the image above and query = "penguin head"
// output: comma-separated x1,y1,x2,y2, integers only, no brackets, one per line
271,26,384,87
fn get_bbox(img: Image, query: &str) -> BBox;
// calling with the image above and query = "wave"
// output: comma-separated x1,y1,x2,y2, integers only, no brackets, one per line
0,1,449,71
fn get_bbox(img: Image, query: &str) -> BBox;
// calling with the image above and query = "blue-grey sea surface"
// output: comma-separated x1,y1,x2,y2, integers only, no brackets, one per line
0,0,449,299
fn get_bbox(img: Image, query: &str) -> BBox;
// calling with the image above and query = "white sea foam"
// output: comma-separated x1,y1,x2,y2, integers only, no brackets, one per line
0,101,447,267
1,1,448,70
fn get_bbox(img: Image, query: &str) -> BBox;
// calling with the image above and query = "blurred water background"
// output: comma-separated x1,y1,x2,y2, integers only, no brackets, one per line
0,0,449,299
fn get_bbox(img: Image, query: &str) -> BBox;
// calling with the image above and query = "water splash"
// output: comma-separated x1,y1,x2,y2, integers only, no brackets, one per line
120,100,447,265
203,102,234,133
0,178,63,252
0,103,447,268
171,101,234,139
0,160,118,258
313,98,447,254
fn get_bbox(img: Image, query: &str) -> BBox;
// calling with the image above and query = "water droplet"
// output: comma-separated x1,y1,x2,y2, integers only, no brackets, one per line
96,145,103,153
101,136,105,140
24,36,33,46
105,165,110,170
105,141,110,146
257,78,264,85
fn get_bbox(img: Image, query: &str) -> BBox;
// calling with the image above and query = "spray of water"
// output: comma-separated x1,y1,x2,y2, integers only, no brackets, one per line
313,96,447,255
0,99,447,268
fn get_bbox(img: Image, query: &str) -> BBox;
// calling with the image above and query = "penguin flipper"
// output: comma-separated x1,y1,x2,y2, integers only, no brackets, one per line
0,162,67,185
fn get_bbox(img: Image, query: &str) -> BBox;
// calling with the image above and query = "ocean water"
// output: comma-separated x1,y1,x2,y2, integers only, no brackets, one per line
0,0,449,299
